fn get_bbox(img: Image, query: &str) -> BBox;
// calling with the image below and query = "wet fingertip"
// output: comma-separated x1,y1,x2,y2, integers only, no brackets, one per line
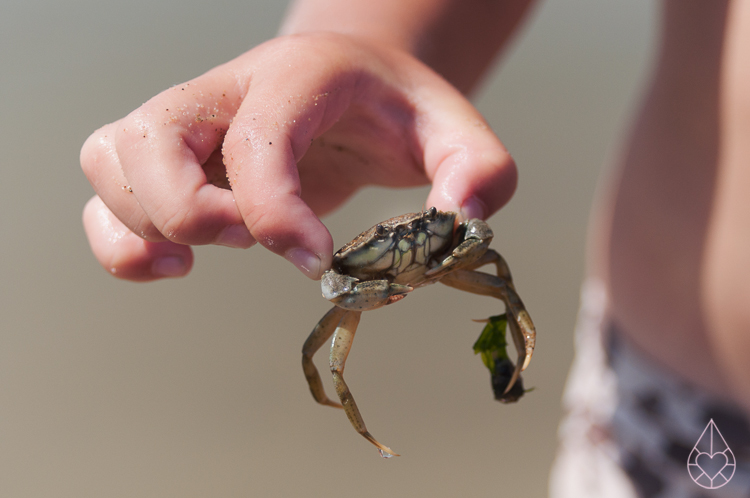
286,248,323,280
459,197,486,222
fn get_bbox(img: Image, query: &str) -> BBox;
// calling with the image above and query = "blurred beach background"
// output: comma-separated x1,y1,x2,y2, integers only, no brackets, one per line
0,0,655,496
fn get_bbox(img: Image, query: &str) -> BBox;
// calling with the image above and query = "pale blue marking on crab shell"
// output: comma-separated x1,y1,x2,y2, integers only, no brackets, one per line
341,236,396,271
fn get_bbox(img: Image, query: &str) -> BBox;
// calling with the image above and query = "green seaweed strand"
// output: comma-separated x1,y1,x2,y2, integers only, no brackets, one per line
472,314,509,374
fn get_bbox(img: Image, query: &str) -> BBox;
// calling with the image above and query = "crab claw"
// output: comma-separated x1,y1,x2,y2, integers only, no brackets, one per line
321,270,412,311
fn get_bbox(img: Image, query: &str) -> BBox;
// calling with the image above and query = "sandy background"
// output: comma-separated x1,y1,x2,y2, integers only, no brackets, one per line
0,0,654,496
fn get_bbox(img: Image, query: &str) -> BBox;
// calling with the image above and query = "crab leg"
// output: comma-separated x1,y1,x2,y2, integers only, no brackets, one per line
329,310,399,457
420,218,494,284
461,249,512,277
439,267,536,395
447,249,535,369
302,306,347,408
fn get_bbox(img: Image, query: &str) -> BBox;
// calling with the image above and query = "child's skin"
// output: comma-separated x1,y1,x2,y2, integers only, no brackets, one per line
81,0,535,282
81,0,750,417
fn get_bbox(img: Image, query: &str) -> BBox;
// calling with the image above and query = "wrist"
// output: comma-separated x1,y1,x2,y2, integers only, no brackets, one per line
277,0,437,57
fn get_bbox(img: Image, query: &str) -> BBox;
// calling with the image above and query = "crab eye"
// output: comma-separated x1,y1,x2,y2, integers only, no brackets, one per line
375,224,386,236
427,206,437,218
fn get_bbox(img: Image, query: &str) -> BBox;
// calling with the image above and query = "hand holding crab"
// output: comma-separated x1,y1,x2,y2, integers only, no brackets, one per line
302,208,536,457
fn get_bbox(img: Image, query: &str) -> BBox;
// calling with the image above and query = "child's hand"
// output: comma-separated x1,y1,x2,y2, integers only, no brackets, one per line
81,33,516,281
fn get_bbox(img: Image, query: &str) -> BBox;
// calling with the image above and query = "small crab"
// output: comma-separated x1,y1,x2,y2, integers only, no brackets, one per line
301,207,536,457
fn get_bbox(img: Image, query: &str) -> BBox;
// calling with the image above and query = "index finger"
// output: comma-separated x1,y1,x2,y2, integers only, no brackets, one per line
114,63,253,247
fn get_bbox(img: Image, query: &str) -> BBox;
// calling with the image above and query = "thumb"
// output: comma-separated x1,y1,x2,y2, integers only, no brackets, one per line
416,78,517,220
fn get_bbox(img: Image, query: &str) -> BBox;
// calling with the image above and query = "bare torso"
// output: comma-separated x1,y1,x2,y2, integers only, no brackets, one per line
592,0,750,408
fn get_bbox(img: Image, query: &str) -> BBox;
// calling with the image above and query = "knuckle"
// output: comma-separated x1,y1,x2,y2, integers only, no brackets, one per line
80,129,111,180
131,215,164,242
156,206,216,245
480,147,516,173
158,208,192,244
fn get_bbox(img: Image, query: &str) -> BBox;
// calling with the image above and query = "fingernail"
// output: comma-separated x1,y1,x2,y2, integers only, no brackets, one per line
215,224,254,248
286,248,322,280
459,197,485,222
152,256,187,278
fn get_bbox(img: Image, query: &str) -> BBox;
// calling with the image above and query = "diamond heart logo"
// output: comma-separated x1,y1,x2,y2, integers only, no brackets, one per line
696,451,728,479
687,419,735,489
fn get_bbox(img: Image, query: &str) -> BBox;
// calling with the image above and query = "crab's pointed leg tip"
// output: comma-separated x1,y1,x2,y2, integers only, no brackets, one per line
471,318,491,323
502,363,522,396
378,448,400,458
364,432,399,457
521,353,532,371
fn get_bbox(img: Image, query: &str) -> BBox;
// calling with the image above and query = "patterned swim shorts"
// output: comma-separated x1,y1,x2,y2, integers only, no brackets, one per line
550,280,750,497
